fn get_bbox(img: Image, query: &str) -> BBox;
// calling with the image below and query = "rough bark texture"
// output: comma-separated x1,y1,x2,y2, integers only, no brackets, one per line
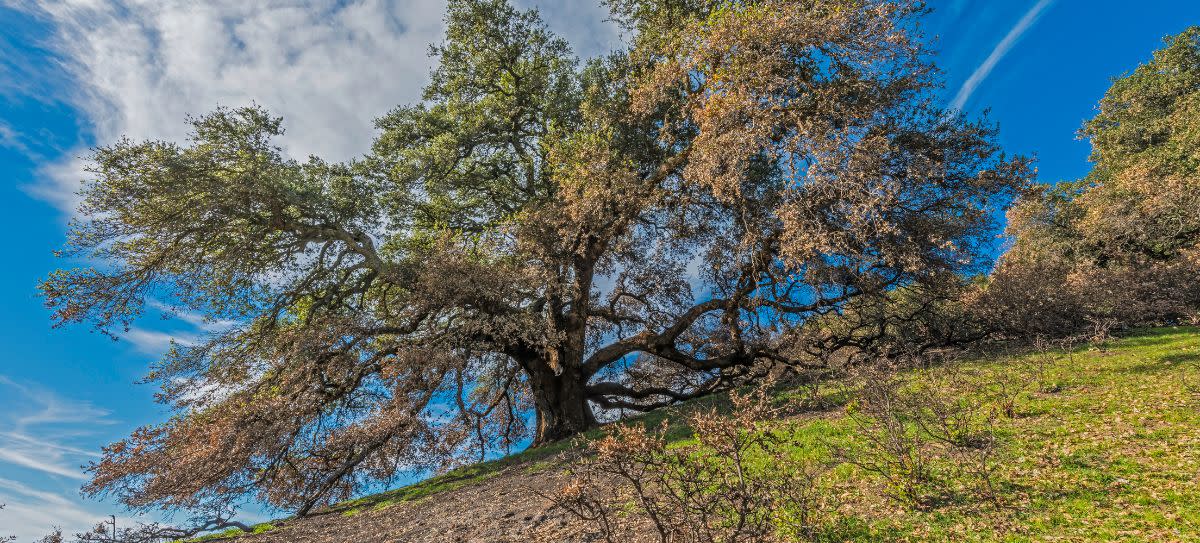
527,362,596,445
40,0,1030,516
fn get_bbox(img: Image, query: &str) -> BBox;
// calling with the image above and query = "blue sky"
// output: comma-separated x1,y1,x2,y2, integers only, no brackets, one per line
0,0,1196,538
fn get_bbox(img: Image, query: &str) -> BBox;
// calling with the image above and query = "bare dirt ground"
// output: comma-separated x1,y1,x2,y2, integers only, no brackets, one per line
230,457,606,543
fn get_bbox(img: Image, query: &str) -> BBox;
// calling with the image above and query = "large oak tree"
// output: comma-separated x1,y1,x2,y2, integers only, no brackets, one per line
42,0,1029,516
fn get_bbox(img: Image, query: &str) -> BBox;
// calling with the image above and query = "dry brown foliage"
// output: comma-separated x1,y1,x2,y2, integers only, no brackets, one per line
975,246,1200,339
40,0,1028,519
546,386,835,542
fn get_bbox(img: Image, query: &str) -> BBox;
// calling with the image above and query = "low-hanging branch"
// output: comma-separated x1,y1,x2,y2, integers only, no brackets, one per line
41,0,1031,520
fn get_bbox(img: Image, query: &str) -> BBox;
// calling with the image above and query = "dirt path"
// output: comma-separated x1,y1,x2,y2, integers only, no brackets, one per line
231,460,603,543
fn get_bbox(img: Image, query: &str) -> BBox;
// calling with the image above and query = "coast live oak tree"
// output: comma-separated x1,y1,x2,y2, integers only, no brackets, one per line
42,0,1028,517
983,27,1200,336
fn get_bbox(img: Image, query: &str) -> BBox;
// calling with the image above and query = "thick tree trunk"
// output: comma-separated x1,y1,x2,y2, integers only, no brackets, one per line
527,250,600,445
527,362,596,445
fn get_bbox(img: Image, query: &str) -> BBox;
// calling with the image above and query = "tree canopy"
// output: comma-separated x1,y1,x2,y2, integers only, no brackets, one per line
985,27,1200,337
42,0,1029,517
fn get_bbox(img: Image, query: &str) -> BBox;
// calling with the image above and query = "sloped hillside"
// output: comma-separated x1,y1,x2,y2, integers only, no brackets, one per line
202,327,1200,542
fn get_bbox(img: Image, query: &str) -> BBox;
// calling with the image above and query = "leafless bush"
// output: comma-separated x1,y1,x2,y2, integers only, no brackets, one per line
914,369,1010,508
1026,337,1065,394
1023,326,1118,395
838,365,1006,510
837,369,939,509
988,358,1028,420
547,385,835,542
1085,317,1118,352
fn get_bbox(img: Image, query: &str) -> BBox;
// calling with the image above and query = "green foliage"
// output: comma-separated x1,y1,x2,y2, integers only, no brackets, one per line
41,0,1030,521
982,27,1200,338
372,0,579,234
1084,27,1200,181
1076,26,1200,260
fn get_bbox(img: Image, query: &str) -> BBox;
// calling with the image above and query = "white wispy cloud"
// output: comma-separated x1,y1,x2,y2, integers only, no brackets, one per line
0,120,34,156
0,377,111,479
0,449,88,481
146,299,240,332
0,432,100,458
0,477,119,541
11,0,447,215
122,327,199,356
123,300,244,357
9,0,618,216
0,377,118,538
0,376,113,431
948,0,1055,112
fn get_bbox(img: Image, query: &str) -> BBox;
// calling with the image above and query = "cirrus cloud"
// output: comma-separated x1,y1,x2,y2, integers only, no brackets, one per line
948,0,1056,112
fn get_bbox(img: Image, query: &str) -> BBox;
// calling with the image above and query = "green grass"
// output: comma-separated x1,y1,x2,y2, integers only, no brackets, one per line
183,523,276,542
199,326,1200,541
773,326,1200,541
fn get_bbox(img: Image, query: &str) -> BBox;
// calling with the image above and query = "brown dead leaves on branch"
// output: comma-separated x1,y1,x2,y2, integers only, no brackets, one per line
978,27,1200,339
41,0,1030,525
547,385,835,543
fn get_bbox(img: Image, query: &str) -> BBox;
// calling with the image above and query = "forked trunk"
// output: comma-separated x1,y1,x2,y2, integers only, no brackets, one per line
527,362,596,445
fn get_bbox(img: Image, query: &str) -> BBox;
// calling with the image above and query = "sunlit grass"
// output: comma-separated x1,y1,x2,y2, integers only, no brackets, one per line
200,326,1200,541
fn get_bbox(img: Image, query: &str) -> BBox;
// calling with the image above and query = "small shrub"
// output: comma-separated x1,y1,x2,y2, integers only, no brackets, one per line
838,365,1007,510
547,385,835,542
989,364,1026,420
1086,317,1118,352
837,369,941,509
1026,336,1082,394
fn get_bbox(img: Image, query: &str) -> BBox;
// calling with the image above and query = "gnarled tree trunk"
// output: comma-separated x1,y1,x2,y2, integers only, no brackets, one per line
525,354,596,445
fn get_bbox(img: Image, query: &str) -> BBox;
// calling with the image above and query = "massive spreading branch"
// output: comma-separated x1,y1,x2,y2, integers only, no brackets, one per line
42,0,1029,517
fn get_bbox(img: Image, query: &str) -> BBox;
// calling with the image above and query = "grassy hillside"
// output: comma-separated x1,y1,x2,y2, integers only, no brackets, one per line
202,327,1200,542
790,326,1200,541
